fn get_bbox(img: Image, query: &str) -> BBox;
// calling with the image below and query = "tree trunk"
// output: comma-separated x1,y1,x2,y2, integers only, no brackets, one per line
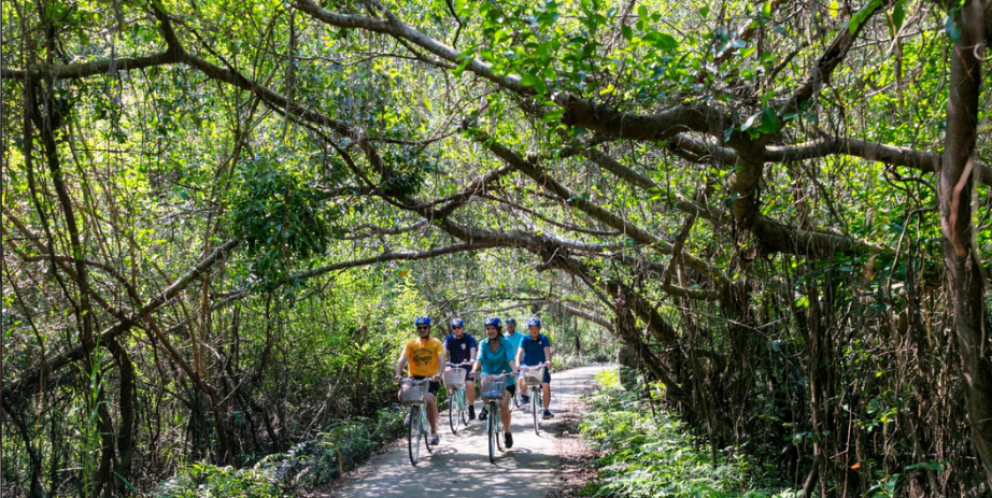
939,1,992,481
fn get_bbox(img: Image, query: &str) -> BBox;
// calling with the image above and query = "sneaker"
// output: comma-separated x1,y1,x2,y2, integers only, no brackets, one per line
403,412,411,427
469,405,476,420
543,410,554,419
479,407,488,421
520,394,530,404
504,432,513,448
429,433,440,445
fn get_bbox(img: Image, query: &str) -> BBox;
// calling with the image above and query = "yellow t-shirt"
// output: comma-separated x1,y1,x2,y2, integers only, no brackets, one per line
403,337,445,377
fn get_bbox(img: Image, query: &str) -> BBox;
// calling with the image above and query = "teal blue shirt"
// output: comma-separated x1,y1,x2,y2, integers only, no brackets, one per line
503,331,526,359
476,337,515,375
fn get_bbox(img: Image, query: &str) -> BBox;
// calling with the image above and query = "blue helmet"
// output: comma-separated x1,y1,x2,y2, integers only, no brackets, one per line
527,317,541,327
505,317,517,325
450,318,465,328
483,316,502,327
415,316,431,326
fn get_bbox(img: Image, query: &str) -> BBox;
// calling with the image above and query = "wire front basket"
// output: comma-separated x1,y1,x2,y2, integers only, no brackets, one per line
400,379,429,405
443,368,467,388
480,374,508,400
522,366,546,386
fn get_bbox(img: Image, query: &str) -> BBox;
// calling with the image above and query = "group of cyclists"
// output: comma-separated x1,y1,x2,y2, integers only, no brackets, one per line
393,315,554,449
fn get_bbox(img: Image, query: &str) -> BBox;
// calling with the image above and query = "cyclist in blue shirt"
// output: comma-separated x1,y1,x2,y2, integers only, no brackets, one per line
515,317,554,419
443,318,478,420
473,317,518,448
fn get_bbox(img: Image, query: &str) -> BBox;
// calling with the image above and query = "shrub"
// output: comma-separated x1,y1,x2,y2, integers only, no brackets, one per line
580,379,796,498
155,408,406,497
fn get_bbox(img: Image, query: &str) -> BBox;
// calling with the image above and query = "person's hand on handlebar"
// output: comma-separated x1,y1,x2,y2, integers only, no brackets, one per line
393,374,403,382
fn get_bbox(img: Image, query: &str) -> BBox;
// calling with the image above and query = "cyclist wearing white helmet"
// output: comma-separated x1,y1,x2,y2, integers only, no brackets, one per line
515,317,554,419
394,316,445,445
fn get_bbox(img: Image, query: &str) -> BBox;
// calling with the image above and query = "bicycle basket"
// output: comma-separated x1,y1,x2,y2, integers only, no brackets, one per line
479,374,507,400
522,366,546,386
400,381,429,405
442,369,467,387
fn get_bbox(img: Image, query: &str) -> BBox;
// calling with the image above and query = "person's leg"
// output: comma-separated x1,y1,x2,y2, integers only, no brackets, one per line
426,393,439,433
464,368,475,406
502,386,515,448
542,382,551,409
499,394,511,429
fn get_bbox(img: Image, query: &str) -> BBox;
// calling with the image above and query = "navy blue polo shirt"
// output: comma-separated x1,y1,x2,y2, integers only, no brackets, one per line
519,334,551,366
443,333,478,365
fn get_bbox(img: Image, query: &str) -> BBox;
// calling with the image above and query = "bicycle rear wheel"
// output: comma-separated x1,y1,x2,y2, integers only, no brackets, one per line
407,406,421,466
460,392,469,425
488,401,497,463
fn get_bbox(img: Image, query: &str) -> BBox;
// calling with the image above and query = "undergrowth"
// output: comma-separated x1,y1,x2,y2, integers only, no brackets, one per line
153,408,405,497
579,369,797,498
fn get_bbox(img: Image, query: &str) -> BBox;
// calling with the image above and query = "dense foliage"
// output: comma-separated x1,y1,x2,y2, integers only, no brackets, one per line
2,0,992,497
581,369,795,498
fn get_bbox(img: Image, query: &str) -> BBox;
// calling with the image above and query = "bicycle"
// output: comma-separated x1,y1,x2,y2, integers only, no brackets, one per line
442,361,471,434
399,378,436,466
479,372,513,463
520,362,549,435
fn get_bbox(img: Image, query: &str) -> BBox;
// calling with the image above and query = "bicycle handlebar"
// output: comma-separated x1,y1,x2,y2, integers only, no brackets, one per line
447,360,473,367
398,377,433,386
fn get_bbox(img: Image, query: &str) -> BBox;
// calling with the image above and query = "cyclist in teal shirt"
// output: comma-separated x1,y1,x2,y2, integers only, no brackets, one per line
503,318,527,404
473,317,518,448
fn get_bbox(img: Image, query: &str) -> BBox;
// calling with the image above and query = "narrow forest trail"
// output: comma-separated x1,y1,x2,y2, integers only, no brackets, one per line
308,364,606,498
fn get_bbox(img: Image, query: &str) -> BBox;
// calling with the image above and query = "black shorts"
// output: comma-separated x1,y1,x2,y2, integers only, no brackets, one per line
411,376,441,395
506,384,516,396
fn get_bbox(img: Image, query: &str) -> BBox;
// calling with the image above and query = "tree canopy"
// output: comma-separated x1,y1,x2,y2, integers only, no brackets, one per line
2,0,991,496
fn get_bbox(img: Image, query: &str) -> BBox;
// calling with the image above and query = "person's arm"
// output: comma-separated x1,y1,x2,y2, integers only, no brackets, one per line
435,352,446,380
515,342,524,366
473,346,483,374
394,353,408,381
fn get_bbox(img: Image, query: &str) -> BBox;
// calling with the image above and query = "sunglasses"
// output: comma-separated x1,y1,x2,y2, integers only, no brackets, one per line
453,326,464,329
417,326,430,331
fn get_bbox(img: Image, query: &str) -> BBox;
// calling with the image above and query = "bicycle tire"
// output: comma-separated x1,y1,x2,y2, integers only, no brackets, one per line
423,405,434,454
532,388,539,435
449,387,460,434
488,401,497,464
495,401,505,453
408,406,420,466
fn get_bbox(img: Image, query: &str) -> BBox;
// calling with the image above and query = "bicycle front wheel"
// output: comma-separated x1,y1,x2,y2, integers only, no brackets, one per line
408,406,421,466
488,401,497,464
449,388,459,434
495,403,505,453
422,405,434,454
532,388,539,435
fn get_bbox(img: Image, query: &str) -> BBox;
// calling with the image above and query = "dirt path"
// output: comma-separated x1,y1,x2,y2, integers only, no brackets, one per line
308,364,606,498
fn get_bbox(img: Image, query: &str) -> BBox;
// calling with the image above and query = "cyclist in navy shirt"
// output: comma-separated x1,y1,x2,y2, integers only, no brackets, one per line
443,318,478,420
515,317,554,419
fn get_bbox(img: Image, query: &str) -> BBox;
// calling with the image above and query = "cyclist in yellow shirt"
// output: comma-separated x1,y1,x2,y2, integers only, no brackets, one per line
394,316,446,444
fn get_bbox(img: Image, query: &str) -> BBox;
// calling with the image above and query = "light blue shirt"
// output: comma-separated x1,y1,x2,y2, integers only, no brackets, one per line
503,330,526,359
